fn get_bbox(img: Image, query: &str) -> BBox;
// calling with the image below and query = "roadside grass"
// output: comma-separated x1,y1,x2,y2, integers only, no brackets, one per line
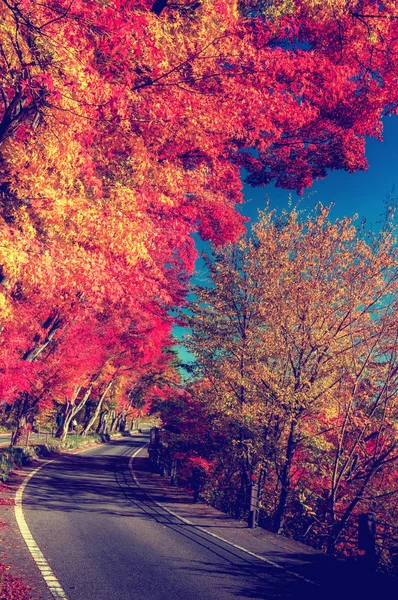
0,432,121,482
42,433,104,451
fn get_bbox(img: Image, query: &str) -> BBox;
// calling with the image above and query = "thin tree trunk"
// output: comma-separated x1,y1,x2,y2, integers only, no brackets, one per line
273,420,296,534
55,385,92,442
82,402,92,431
102,410,114,435
97,410,109,434
326,453,393,554
10,394,29,447
11,416,26,447
81,380,114,437
109,411,119,432
23,314,62,362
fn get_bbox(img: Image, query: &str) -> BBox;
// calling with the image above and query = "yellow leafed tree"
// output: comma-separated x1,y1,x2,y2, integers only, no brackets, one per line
182,204,398,555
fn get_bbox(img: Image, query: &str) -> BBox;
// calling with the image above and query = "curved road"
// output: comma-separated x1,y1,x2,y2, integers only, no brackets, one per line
22,437,318,600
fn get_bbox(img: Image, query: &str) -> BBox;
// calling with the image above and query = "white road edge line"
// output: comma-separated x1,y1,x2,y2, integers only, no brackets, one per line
13,438,126,600
15,460,69,600
129,444,319,588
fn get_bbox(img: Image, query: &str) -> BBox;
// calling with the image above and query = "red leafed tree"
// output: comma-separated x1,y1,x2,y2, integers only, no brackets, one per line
2,0,398,198
1,1,398,434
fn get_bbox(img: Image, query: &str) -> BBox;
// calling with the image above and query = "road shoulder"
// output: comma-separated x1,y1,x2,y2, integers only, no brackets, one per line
1,435,124,600
130,445,398,600
0,461,54,600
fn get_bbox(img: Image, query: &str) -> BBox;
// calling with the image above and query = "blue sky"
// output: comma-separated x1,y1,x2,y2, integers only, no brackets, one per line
240,114,398,226
174,114,398,365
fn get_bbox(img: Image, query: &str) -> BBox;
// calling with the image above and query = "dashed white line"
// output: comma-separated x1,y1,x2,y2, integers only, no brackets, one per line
129,444,319,588
15,461,69,600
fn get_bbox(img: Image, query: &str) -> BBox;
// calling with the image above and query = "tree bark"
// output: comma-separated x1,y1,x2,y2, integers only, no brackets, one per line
96,409,109,434
23,314,62,362
10,415,26,446
55,385,92,442
273,420,296,534
10,393,30,447
109,411,119,432
81,380,114,437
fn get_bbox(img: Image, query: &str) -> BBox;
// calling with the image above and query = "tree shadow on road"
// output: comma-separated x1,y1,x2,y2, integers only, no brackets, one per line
21,439,397,600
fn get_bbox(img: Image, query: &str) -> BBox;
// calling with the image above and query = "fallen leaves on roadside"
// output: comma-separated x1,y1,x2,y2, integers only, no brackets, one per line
0,563,31,600
0,498,14,506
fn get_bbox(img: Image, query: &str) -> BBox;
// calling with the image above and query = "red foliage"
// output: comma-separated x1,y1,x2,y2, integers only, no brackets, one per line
1,1,398,447
0,498,14,506
0,563,31,600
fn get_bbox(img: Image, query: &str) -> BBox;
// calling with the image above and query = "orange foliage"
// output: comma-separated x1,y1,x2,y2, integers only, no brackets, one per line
180,205,398,560
1,1,398,447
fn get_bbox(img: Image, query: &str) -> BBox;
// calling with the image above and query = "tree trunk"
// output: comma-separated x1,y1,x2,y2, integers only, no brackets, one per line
23,314,62,362
273,420,296,534
10,394,29,447
11,415,26,447
234,465,249,519
55,403,72,440
326,459,384,554
81,380,114,437
109,411,118,432
82,402,93,431
97,410,109,434
55,385,92,442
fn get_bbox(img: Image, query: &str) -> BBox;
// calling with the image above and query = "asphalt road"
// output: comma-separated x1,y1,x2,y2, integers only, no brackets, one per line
22,436,321,600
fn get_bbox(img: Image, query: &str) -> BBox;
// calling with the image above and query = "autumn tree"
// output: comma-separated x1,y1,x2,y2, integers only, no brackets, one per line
320,303,398,554
2,0,398,315
181,205,398,557
1,1,398,449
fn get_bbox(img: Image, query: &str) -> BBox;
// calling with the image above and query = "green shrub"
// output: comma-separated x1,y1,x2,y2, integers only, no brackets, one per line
0,447,37,481
0,432,117,480
60,433,102,449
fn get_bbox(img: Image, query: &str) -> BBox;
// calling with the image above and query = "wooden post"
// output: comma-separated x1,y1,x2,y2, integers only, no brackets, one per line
358,513,377,568
170,460,177,486
248,482,259,529
390,545,398,567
